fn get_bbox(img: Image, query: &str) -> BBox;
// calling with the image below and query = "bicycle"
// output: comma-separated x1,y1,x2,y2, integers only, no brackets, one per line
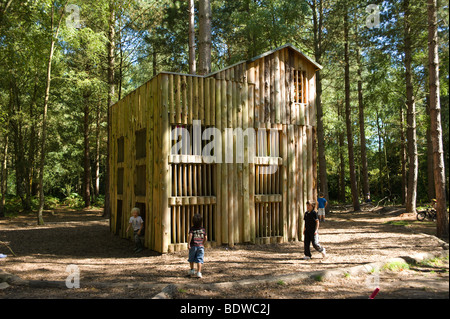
416,206,437,222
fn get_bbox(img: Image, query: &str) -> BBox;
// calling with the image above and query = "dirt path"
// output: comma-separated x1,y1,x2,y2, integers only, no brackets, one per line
0,205,448,299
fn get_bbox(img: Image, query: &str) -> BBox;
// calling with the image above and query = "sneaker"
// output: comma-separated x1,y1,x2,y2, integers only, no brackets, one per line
196,272,202,278
188,269,195,277
321,248,327,258
301,256,311,260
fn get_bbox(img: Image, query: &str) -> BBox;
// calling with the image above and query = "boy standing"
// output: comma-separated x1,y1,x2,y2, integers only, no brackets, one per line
317,192,328,222
188,214,207,278
302,200,326,260
126,207,144,253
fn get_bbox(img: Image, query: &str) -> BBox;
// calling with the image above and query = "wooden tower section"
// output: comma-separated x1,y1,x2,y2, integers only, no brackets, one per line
109,44,322,253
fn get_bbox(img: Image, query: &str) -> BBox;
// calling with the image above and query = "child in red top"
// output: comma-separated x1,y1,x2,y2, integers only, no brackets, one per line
187,214,207,278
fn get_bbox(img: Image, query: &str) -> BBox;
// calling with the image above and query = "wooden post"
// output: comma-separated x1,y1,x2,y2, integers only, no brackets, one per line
205,77,210,126
243,82,250,242
281,124,288,242
152,76,161,251
215,78,222,245
146,82,154,249
221,79,228,244
175,75,181,124
169,74,174,124
227,80,234,246
160,74,171,253
274,50,281,123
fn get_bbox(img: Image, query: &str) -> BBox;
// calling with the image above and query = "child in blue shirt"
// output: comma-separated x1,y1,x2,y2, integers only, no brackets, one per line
317,192,328,222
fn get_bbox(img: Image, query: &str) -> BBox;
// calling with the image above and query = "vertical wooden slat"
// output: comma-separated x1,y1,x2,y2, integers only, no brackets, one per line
274,50,281,123
298,125,304,241
227,80,234,246
259,58,265,124
160,74,171,253
220,79,228,244
199,77,204,124
210,78,215,126
152,76,161,251
280,48,286,124
243,82,250,242
175,75,181,124
285,49,291,125
204,77,210,126
249,84,255,241
281,124,288,242
193,77,199,122
270,55,275,124
264,56,270,124
215,79,222,245
187,76,193,125
302,125,308,210
169,74,174,124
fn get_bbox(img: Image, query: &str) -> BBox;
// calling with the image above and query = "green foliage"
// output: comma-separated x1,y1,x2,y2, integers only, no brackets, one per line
63,193,85,209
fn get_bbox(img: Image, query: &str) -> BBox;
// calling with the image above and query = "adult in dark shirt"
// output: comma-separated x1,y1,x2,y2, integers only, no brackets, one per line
302,200,327,260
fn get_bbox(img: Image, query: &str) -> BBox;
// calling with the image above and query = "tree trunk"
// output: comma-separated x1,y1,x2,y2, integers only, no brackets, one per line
0,134,8,218
426,90,436,201
83,93,91,208
152,48,157,76
198,0,211,75
188,0,196,75
103,0,115,218
356,40,370,202
376,108,383,196
344,10,360,211
337,99,345,203
427,0,448,238
312,0,329,207
37,1,67,225
400,105,407,205
404,0,418,215
94,99,101,198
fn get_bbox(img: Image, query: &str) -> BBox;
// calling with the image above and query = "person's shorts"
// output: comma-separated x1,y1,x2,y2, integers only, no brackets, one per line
188,246,204,264
318,208,325,216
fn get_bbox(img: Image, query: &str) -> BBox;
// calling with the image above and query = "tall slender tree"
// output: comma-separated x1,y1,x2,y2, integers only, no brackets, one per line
404,0,418,215
310,0,329,206
104,0,115,218
344,7,360,211
188,0,196,74
37,0,68,225
198,0,211,75
427,0,448,238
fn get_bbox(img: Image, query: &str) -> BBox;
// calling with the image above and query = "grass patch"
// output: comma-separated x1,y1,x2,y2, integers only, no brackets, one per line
383,261,410,272
384,220,410,226
418,256,448,268
314,275,324,282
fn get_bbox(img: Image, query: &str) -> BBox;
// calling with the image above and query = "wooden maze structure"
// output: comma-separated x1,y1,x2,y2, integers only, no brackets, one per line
109,44,322,253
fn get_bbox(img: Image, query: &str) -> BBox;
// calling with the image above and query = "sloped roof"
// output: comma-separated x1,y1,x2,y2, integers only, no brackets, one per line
248,43,323,70
207,43,322,78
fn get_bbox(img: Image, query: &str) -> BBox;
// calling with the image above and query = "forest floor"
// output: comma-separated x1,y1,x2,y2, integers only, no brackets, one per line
0,204,448,300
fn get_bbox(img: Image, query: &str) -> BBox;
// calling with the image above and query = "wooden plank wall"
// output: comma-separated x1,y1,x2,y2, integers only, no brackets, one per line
214,47,317,243
109,77,159,251
110,47,318,253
